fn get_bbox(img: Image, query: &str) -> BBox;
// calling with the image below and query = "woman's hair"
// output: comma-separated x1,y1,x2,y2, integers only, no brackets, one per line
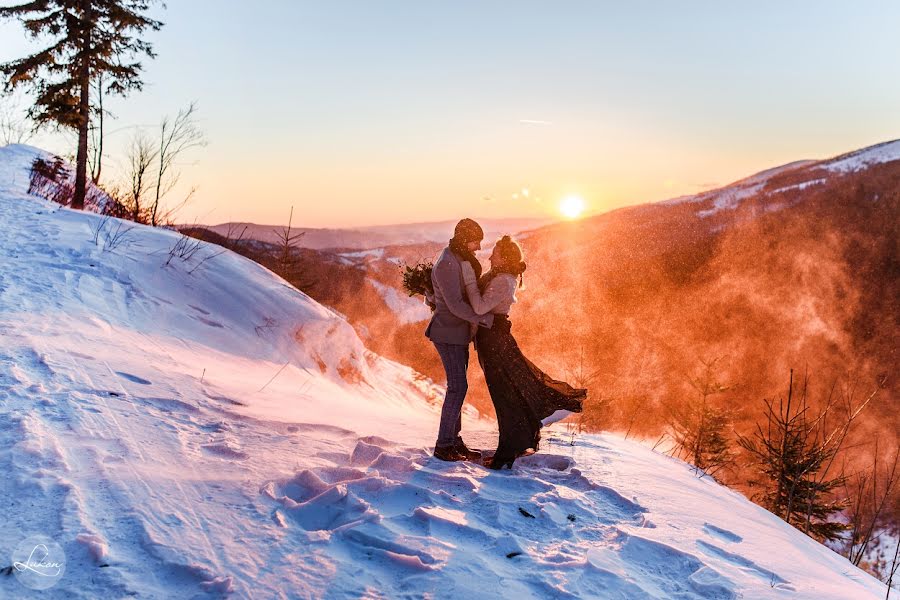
494,235,527,287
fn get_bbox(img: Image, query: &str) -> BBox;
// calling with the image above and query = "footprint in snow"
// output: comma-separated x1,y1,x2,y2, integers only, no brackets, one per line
587,531,738,599
195,316,225,329
115,372,151,385
203,393,246,407
135,396,199,414
703,523,743,543
202,441,249,460
188,304,211,315
695,539,791,589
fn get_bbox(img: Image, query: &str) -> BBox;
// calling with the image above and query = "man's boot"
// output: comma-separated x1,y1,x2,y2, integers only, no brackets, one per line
433,445,467,462
453,439,482,461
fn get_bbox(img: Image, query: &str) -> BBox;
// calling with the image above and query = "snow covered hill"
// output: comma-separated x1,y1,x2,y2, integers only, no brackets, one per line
0,144,889,598
663,138,900,219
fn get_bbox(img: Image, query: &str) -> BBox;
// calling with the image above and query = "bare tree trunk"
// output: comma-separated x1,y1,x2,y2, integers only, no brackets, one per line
693,391,707,470
150,102,204,226
90,75,104,184
886,536,899,599
73,10,91,210
151,117,167,226
0,93,34,145
776,370,794,520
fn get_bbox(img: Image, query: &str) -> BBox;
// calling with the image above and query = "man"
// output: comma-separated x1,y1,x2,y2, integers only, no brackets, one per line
426,218,493,462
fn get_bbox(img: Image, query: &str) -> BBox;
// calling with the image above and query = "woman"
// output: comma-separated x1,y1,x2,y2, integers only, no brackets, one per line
460,235,586,469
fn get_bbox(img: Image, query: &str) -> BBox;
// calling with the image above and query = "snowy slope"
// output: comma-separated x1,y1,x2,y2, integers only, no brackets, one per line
0,144,889,599
659,159,816,216
662,138,900,218
367,278,432,324
822,139,900,173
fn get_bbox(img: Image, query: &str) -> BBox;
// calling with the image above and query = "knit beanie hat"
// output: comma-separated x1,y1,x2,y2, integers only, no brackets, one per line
453,218,484,243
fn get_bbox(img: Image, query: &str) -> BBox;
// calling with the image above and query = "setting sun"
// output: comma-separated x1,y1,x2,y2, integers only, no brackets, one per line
560,195,586,219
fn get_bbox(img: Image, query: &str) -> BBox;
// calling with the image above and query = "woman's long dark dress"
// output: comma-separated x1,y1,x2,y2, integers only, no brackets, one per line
476,314,586,469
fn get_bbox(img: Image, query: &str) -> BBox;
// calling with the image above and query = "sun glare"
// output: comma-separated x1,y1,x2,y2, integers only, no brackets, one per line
560,195,585,219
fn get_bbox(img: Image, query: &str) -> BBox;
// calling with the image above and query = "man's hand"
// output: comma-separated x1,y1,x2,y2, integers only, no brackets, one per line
460,261,478,287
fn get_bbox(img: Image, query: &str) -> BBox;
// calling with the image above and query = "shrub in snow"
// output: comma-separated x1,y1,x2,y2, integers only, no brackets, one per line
28,156,111,212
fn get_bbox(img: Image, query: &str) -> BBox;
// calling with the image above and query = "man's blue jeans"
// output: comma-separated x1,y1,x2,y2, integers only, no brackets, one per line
433,342,469,447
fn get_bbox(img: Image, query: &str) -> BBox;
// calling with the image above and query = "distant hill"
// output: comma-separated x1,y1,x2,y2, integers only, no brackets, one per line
200,217,554,250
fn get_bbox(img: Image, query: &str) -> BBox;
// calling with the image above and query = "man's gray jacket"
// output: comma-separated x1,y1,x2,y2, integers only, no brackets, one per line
425,247,494,345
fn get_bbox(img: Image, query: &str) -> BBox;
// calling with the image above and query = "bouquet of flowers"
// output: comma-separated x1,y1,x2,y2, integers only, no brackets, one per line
401,261,435,309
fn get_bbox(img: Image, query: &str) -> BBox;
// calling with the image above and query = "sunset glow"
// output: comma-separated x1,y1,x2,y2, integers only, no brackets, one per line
560,196,586,219
2,3,896,227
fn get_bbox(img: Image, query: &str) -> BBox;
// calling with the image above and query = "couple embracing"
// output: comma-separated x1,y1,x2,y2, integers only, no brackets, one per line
425,218,587,469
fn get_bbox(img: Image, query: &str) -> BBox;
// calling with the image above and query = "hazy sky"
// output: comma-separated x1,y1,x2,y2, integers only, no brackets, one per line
2,1,899,227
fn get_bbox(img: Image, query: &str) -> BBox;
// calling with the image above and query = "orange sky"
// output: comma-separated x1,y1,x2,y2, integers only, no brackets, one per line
3,2,899,227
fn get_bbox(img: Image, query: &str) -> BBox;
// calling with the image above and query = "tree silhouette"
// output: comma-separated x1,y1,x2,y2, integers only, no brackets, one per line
0,1,163,209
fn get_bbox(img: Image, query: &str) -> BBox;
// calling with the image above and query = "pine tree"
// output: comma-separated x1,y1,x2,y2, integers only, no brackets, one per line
0,1,163,209
738,370,856,542
669,356,735,478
